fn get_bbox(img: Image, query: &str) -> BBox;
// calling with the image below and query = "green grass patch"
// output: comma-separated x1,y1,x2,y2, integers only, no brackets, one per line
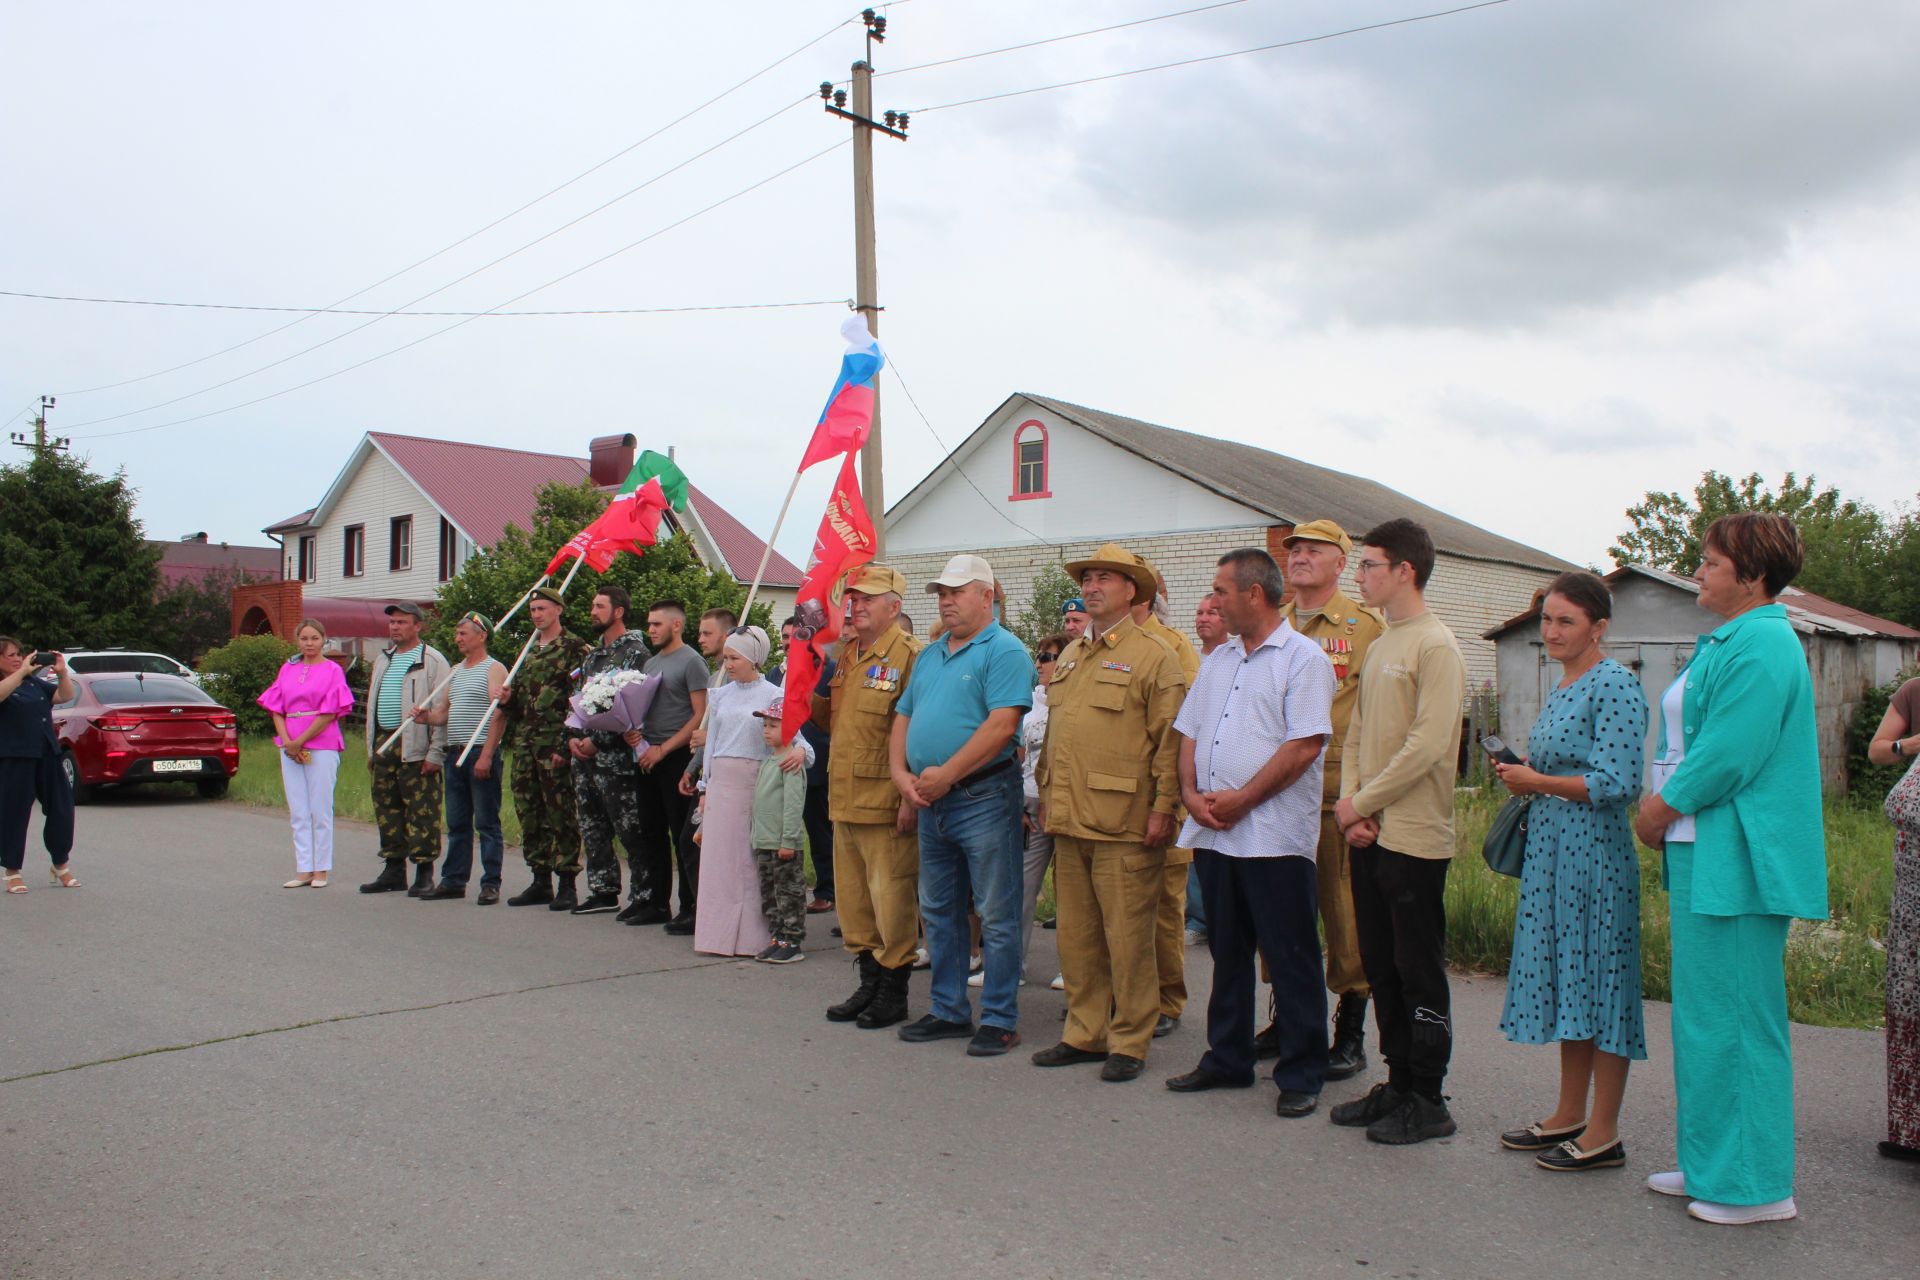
1445,787,1893,1030
228,734,527,844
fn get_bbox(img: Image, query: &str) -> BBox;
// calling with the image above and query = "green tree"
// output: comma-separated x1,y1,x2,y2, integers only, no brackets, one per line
0,451,161,646
198,633,295,735
1609,472,1910,624
431,479,773,661
150,565,266,665
1008,563,1080,648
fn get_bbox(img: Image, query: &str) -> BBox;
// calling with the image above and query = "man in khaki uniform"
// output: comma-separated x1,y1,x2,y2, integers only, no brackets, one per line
811,564,925,1030
1265,519,1386,1079
1032,543,1188,1082
1132,560,1201,1039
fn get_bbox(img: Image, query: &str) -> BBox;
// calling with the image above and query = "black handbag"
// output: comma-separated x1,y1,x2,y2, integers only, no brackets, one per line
1482,796,1530,878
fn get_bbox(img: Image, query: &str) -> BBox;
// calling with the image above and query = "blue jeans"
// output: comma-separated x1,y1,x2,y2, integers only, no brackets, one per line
919,765,1025,1031
1185,862,1206,930
442,755,504,889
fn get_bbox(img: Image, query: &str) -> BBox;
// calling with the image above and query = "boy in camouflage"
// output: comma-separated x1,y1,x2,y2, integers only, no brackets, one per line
748,697,810,964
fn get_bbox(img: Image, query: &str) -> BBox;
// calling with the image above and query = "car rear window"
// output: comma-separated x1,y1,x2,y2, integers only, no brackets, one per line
88,676,216,705
69,654,186,675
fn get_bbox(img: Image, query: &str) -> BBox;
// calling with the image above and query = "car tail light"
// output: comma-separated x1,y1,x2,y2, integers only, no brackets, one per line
93,718,140,732
210,716,236,730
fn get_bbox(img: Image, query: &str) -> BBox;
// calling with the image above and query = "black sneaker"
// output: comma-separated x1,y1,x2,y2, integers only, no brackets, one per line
1366,1092,1456,1145
896,1014,974,1043
1329,1082,1408,1128
756,942,805,964
966,1026,1021,1057
664,915,695,936
571,892,620,915
614,900,646,923
623,906,671,926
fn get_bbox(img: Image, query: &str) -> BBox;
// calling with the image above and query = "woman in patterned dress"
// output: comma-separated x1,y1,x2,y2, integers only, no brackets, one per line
1493,571,1649,1172
1869,674,1920,1162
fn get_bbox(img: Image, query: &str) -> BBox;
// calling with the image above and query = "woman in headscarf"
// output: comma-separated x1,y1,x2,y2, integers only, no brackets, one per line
692,626,794,956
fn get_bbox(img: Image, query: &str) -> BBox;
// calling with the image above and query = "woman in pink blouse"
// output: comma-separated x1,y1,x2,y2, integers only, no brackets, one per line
257,620,356,887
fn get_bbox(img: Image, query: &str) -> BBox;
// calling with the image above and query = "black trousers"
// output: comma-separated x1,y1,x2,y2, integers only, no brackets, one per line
634,745,693,915
803,782,834,901
1348,843,1452,1092
0,755,75,872
1195,849,1328,1092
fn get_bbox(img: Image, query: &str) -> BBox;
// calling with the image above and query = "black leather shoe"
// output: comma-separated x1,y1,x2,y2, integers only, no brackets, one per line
1100,1054,1145,1083
896,1015,974,1043
1275,1089,1319,1118
1153,1014,1178,1039
623,907,671,926
405,862,435,897
506,872,553,907
419,882,465,901
1165,1067,1254,1093
476,886,500,905
1535,1138,1625,1171
1031,1042,1107,1068
359,860,407,894
663,916,695,936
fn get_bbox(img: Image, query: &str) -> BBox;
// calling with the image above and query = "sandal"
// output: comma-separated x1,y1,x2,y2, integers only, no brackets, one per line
3,871,24,894
50,864,81,888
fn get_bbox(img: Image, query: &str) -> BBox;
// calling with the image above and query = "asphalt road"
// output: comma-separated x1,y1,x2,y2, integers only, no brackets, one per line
3,791,1915,1279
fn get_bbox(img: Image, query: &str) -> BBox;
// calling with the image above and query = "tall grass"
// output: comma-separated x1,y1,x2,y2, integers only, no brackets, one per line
1445,787,1895,1029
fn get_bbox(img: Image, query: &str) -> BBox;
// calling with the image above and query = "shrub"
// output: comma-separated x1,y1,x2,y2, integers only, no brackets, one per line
197,634,294,735
1848,669,1917,802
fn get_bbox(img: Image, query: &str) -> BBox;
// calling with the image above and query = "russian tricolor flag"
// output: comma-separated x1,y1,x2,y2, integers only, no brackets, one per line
798,315,885,472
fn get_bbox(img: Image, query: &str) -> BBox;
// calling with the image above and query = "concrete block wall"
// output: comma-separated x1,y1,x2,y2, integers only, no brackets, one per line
1425,555,1563,691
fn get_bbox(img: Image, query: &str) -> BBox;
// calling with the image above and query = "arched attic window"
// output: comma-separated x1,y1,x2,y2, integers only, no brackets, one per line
1011,419,1051,500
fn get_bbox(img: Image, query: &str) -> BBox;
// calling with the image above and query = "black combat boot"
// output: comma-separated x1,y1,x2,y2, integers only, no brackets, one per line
855,963,912,1030
359,858,407,894
826,951,881,1023
548,873,578,913
1326,992,1370,1081
1253,988,1281,1060
406,861,435,897
507,869,553,907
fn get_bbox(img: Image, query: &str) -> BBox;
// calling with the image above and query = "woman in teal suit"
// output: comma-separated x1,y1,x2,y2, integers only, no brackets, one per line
1634,513,1828,1226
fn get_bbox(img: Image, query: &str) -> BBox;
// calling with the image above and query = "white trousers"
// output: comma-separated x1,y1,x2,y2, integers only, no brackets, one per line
282,748,341,873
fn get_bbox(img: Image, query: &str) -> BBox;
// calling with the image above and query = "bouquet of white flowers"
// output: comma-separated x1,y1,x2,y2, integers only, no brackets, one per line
566,669,659,735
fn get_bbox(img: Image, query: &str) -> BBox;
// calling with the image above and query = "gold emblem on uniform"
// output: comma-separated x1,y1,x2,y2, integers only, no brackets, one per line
863,662,899,692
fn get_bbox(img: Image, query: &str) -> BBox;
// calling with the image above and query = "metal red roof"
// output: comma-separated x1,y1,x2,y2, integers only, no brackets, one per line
686,482,805,586
151,540,282,588
1780,586,1920,639
371,432,590,549
264,507,315,534
299,595,421,639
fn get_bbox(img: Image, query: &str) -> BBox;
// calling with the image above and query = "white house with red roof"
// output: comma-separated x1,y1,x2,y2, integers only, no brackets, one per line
237,431,800,646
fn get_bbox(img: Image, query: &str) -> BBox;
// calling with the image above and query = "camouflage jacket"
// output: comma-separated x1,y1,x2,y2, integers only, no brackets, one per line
504,630,590,756
570,630,653,763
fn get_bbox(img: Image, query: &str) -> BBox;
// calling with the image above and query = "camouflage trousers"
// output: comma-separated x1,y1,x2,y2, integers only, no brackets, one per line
754,848,808,946
572,756,647,900
511,746,581,874
369,750,441,863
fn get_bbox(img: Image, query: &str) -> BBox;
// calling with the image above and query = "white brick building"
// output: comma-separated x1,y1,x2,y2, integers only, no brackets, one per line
884,393,1575,690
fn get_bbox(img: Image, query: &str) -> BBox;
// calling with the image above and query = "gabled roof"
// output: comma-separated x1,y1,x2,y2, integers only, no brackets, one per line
1022,394,1577,573
677,482,805,587
264,507,315,535
150,539,281,587
1483,563,1920,640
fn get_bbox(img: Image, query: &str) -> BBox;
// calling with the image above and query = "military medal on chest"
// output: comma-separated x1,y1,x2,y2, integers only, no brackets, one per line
1324,636,1352,679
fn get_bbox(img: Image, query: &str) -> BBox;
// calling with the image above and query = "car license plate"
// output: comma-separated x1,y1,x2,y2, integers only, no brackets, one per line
151,759,202,774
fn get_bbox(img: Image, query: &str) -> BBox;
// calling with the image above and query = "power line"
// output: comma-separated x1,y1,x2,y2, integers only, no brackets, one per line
884,358,1060,550
874,0,1251,80
55,12,859,399
909,0,1517,113
1,289,850,318
63,96,810,431
75,139,849,442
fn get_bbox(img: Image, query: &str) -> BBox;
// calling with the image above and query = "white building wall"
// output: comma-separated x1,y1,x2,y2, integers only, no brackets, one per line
886,407,1263,554
296,450,452,602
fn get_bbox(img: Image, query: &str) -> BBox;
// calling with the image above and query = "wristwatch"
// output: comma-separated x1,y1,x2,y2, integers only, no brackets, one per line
1897,739,1907,758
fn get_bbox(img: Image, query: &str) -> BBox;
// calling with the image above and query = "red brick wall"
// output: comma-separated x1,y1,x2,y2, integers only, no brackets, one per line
232,581,303,639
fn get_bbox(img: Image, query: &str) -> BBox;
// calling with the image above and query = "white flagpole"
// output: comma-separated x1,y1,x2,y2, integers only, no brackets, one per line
375,575,550,756
455,557,586,766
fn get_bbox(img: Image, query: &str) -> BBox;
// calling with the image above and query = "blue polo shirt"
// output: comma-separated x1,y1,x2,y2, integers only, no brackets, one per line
897,620,1034,773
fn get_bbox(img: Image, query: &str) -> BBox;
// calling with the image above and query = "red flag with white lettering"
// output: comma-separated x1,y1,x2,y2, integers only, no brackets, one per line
780,454,875,743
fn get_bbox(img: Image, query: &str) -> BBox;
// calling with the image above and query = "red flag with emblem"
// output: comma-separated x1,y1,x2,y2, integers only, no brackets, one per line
780,454,875,743
545,475,670,575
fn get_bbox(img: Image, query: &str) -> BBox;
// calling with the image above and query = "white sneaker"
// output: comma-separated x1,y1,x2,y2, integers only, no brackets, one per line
1184,928,1206,947
1687,1197,1797,1225
912,947,930,971
969,953,983,973
966,971,984,988
1646,1171,1687,1198
1049,974,1065,991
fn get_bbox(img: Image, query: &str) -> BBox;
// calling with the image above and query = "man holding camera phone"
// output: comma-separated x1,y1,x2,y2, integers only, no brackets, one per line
0,639,76,893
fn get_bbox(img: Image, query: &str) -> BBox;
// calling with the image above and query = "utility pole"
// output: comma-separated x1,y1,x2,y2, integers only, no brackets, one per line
818,9,908,555
10,395,69,457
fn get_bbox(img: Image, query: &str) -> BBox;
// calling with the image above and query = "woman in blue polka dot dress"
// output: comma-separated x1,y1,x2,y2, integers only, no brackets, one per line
1492,571,1649,1173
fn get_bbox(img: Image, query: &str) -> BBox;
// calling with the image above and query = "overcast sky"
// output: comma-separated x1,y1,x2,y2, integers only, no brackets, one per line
4,0,1916,575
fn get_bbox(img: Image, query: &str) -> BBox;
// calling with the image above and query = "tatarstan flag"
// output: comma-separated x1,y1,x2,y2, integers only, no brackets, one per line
633,449,690,512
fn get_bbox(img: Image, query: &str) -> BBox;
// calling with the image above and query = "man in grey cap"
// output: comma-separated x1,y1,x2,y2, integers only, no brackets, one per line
360,602,451,895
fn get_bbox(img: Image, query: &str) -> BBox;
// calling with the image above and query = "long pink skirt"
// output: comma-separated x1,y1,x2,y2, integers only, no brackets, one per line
694,756,773,957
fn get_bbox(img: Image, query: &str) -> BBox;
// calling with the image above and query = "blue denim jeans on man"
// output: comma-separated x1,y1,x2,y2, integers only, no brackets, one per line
441,754,504,889
919,767,1025,1031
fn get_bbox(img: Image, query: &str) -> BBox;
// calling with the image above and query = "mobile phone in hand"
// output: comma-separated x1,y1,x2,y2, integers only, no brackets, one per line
30,652,59,668
1481,734,1522,767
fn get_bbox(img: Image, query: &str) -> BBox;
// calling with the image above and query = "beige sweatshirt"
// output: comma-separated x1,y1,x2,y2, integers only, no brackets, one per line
1339,610,1466,859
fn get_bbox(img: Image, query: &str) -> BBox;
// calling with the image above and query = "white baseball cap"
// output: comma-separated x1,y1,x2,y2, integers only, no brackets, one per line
926,553,995,592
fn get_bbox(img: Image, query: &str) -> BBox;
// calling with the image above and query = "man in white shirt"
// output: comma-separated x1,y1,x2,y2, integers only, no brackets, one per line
1164,548,1335,1118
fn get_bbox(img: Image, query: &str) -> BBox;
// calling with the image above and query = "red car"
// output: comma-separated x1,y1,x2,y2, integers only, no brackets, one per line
54,672,240,801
